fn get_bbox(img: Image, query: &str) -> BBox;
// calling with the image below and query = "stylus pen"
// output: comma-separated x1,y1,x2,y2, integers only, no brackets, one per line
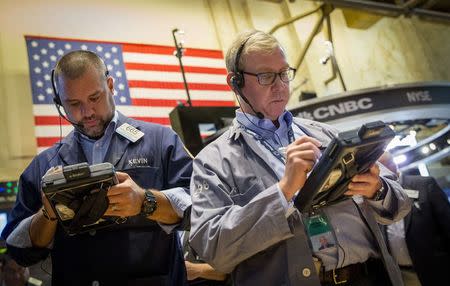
278,145,326,158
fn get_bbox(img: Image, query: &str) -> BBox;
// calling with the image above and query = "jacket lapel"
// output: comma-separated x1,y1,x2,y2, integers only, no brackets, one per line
404,209,413,235
292,118,335,147
401,175,417,235
241,131,280,179
58,132,88,165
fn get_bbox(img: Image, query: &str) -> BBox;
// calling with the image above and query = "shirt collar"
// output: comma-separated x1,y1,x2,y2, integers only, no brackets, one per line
232,109,293,140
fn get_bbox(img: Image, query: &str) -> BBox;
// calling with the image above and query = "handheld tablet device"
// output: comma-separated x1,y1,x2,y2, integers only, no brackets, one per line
42,162,123,235
294,121,395,213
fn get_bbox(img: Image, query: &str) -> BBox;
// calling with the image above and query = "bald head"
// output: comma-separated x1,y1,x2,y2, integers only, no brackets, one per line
54,50,108,94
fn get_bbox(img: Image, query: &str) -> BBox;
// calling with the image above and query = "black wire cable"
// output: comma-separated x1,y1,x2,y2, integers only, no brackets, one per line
234,94,284,148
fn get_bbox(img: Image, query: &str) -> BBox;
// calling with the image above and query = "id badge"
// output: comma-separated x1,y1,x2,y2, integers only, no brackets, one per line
304,211,337,252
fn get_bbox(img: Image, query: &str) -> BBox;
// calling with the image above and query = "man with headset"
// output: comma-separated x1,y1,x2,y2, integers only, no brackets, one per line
2,50,193,285
189,30,411,286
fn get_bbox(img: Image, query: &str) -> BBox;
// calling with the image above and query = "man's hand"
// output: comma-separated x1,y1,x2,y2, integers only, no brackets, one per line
30,192,58,248
345,164,383,199
185,261,227,281
104,171,145,217
279,136,322,201
41,192,57,219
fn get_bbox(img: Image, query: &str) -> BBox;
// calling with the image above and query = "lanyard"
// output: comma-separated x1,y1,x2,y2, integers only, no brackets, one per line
240,125,295,164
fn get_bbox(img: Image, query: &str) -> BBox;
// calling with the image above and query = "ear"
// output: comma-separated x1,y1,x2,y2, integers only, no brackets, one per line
107,76,115,93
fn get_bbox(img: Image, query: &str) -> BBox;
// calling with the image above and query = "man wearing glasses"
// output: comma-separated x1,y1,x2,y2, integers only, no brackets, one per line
189,30,410,286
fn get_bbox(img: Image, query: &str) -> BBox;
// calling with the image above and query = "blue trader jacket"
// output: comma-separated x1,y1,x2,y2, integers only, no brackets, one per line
2,112,193,286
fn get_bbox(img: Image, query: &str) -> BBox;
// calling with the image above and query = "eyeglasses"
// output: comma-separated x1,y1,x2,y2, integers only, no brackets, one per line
242,67,296,86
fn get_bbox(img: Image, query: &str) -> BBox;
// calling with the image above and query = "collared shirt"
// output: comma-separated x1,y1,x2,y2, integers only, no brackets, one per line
386,174,414,266
235,110,384,271
235,109,303,180
77,110,119,164
387,219,414,266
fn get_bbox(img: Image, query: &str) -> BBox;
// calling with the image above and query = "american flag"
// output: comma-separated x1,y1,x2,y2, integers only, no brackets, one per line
25,36,235,153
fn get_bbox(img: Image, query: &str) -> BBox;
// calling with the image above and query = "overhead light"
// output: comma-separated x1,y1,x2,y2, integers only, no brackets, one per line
421,146,430,154
429,143,437,150
393,154,407,164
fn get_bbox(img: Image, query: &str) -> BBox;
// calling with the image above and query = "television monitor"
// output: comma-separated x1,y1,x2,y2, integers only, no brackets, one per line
169,106,237,156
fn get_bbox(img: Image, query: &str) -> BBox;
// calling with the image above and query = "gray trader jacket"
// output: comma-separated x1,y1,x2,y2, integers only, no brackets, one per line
189,117,410,286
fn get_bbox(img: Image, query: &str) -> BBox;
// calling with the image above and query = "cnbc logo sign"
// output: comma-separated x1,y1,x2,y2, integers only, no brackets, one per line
297,98,374,121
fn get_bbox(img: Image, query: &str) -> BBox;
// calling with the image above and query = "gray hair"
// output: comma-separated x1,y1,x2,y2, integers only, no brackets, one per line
225,30,285,73
54,50,108,91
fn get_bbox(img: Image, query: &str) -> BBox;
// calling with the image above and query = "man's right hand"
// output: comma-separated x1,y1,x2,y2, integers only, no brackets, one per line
41,192,57,220
29,192,58,248
279,136,322,201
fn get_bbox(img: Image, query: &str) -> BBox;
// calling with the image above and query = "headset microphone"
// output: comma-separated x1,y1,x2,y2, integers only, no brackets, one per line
53,100,84,128
232,78,264,119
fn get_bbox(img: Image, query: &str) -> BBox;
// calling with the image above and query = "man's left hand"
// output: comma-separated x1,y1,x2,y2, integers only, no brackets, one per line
104,171,145,217
344,164,382,199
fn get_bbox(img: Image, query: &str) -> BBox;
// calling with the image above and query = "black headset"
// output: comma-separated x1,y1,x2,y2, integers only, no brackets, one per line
231,37,250,89
231,36,264,119
51,57,109,107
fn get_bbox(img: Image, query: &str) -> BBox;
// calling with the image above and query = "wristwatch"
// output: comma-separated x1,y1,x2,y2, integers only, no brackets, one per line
140,189,158,217
373,184,386,201
42,207,58,221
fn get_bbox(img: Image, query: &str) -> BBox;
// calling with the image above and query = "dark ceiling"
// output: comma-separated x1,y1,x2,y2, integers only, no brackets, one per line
261,0,450,22
314,0,450,22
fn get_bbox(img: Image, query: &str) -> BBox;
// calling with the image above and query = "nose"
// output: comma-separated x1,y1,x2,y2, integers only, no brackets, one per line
80,102,95,118
271,74,286,91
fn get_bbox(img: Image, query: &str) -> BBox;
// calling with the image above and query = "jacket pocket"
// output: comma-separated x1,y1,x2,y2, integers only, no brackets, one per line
230,177,264,206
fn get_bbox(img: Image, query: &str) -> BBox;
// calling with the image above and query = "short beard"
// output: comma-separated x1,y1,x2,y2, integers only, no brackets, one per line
80,118,108,140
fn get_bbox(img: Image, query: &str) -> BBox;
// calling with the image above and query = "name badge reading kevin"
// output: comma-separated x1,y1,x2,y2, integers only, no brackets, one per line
116,123,144,143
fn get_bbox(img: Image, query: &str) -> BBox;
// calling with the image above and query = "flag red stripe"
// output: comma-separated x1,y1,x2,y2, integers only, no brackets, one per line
125,63,227,75
37,137,61,147
131,98,235,107
128,80,230,91
35,116,72,125
130,117,171,125
122,43,223,59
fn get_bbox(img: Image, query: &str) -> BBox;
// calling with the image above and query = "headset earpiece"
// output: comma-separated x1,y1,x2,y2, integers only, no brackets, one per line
234,37,251,89
232,72,244,88
50,69,62,106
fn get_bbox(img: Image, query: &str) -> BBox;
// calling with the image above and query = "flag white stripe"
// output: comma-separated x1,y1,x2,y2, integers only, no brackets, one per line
130,88,234,101
126,70,226,84
123,52,225,68
34,105,174,118
35,125,74,137
116,105,173,117
33,105,59,116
